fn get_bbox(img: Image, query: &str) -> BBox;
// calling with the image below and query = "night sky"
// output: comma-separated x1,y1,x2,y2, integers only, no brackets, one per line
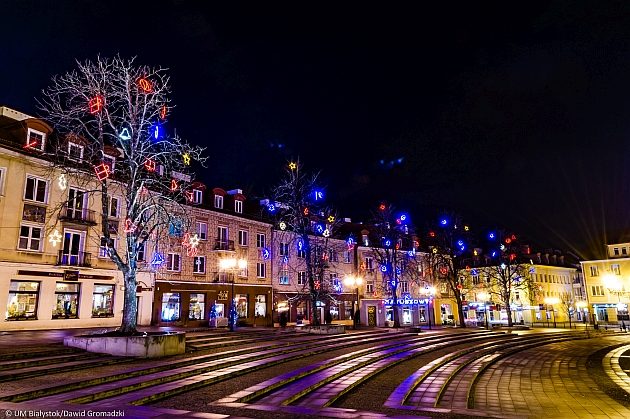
3,1,630,259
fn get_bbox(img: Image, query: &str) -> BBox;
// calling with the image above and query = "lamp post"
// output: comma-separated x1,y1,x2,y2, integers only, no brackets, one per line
544,297,559,328
344,274,363,329
425,286,436,330
478,291,489,329
219,257,247,332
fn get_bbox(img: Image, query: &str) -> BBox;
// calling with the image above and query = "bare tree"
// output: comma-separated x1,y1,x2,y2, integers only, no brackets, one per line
267,161,340,326
364,203,418,328
39,56,205,334
425,214,472,328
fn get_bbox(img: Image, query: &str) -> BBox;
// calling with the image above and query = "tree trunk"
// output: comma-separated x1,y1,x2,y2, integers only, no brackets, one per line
506,305,513,327
118,270,138,334
456,294,466,328
311,292,320,326
392,284,400,328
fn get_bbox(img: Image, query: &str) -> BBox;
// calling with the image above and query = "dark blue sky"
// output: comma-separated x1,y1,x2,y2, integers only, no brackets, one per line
3,1,630,258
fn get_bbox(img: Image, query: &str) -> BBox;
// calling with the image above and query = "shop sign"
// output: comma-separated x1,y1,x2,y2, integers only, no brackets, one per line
218,291,228,300
382,298,429,305
136,286,153,292
63,270,79,281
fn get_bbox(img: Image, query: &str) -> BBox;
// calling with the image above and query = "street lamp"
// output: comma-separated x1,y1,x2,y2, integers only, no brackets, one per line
344,274,363,329
575,300,588,328
219,257,247,332
425,286,436,330
544,297,559,328
478,291,489,329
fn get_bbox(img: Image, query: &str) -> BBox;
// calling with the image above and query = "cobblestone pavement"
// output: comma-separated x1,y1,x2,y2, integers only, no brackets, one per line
0,327,628,418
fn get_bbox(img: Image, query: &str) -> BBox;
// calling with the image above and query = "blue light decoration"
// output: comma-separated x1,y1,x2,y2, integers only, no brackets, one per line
529,266,536,274
384,239,392,247
491,251,497,257
267,204,276,213
297,239,304,251
150,122,163,141
400,214,407,222
119,128,131,141
396,267,401,275
314,190,324,201
347,236,355,247
500,263,507,270
460,245,465,251
380,265,388,273
261,248,270,260
333,282,343,293
471,268,478,276
457,240,464,246
488,232,496,240
390,280,396,287
315,223,324,234
407,249,415,257
282,255,289,264
150,252,165,266
440,218,448,226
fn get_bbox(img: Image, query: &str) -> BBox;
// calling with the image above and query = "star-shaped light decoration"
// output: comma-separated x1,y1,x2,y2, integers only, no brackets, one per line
327,215,335,223
48,229,62,247
288,162,297,170
188,233,200,248
182,153,191,165
58,174,67,191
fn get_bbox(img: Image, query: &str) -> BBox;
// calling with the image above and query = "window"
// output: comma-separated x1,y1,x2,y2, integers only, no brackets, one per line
256,233,266,248
257,262,266,278
366,281,374,294
193,256,206,274
102,154,116,172
472,274,480,285
169,219,183,237
614,248,620,256
68,142,84,161
217,226,228,244
239,261,248,278
24,176,47,203
26,128,45,151
624,248,628,255
0,167,6,195
298,271,306,285
18,225,42,251
298,248,306,258
365,257,374,271
328,250,338,262
196,222,208,240
400,281,409,293
343,251,351,264
238,230,249,246
192,189,203,204
255,294,266,317
108,196,119,218
279,268,289,285
107,220,119,235
66,188,86,220
330,275,340,290
362,234,369,246
189,293,205,320
161,292,180,321
22,204,46,223
167,253,181,271
279,242,289,256
214,194,223,209
52,282,80,319
612,264,621,275
235,200,243,213
92,284,114,317
137,241,146,262
591,285,605,296
7,281,40,320
236,294,248,318
589,266,599,277
99,237,117,258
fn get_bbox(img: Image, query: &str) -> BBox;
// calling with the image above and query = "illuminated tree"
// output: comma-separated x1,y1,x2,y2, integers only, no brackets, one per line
364,203,419,328
267,161,340,326
425,214,472,328
39,56,205,334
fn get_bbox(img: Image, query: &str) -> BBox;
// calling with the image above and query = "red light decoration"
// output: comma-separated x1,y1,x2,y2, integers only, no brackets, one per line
23,140,39,149
505,238,512,244
94,163,111,181
395,243,400,250
429,231,435,237
186,247,198,257
88,96,104,114
303,207,309,216
396,218,401,225
159,105,167,120
510,253,516,261
170,179,178,191
379,203,386,211
457,283,463,290
182,233,191,248
138,78,152,93
144,159,156,172
439,266,448,275
124,219,137,233
185,190,194,202
314,280,321,290
511,234,517,241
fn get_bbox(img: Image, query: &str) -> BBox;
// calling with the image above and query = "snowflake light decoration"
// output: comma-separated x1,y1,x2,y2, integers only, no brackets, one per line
48,229,62,247
188,233,200,248
58,174,67,191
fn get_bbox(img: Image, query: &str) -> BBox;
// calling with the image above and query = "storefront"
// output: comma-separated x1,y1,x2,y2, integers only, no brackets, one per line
380,298,433,327
273,292,356,325
154,280,273,327
0,264,150,330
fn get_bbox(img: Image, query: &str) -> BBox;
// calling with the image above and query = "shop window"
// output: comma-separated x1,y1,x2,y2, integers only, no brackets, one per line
7,281,39,320
236,294,248,318
52,282,80,319
255,294,266,317
161,292,180,321
402,308,412,324
330,304,340,320
92,284,114,317
189,293,205,320
214,303,225,318
344,301,353,319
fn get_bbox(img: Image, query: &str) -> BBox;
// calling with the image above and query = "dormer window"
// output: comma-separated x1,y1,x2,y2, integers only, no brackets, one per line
235,200,243,213
68,142,84,162
26,128,45,151
102,154,116,172
214,194,223,209
193,189,203,204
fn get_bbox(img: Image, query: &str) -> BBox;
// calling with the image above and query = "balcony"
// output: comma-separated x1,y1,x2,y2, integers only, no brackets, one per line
59,205,97,225
214,240,235,251
57,251,92,268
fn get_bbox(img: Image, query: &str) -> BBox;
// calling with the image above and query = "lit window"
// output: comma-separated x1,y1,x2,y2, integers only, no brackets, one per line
279,268,289,285
193,256,206,274
99,237,117,258
52,282,80,319
92,284,114,318
214,195,223,209
235,200,243,213
7,281,40,320
612,264,621,275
